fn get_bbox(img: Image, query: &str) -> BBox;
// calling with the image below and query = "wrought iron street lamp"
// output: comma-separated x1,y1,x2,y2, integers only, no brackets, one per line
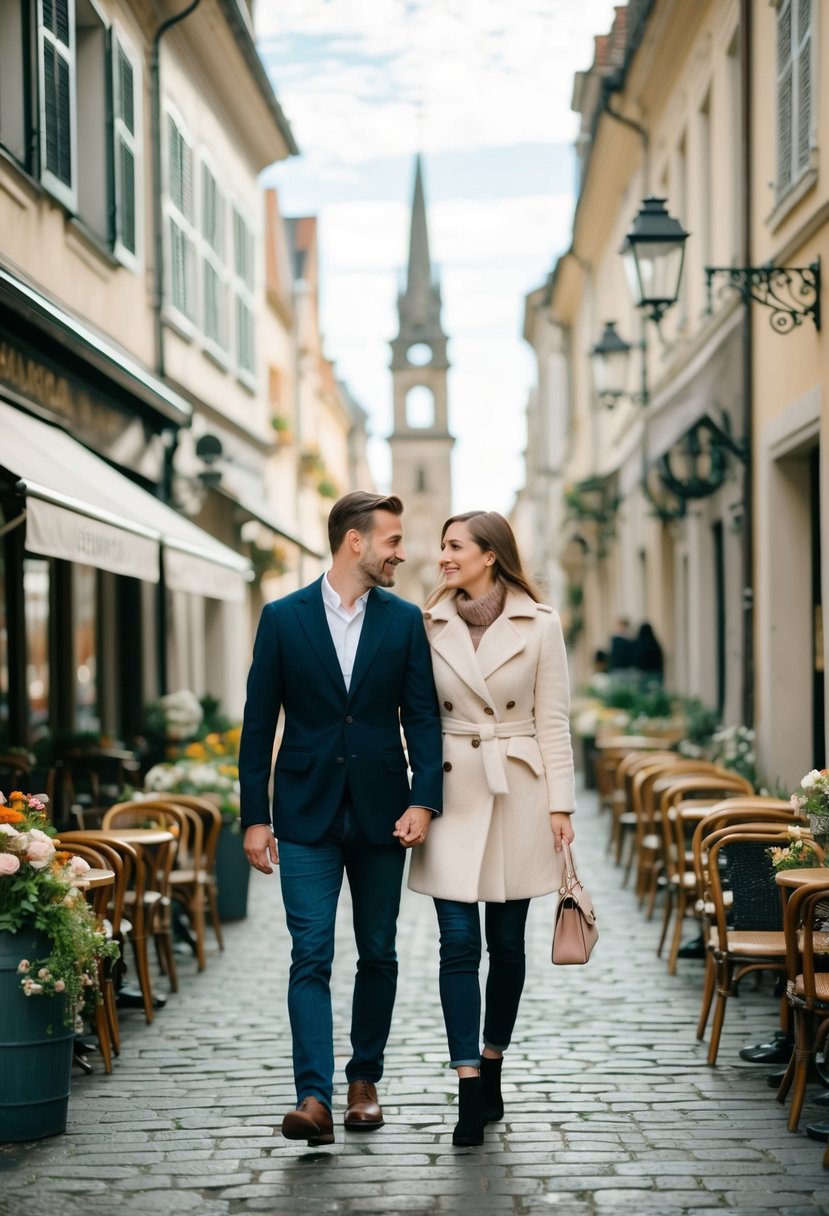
590,321,632,406
705,260,821,332
621,196,690,323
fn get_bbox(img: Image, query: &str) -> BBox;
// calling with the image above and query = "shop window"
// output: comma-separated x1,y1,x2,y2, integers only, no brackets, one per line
232,205,256,383
73,563,99,732
24,558,50,735
776,0,815,200
112,30,141,265
166,107,197,326
202,158,228,355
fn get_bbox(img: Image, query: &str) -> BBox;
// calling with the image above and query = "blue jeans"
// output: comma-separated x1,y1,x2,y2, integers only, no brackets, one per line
433,897,531,1068
278,804,406,1108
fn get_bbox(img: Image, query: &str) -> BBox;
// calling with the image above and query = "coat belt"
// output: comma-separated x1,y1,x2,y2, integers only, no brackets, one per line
441,717,536,796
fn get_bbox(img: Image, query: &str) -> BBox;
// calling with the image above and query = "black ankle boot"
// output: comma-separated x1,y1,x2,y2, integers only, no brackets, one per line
480,1056,504,1122
452,1076,486,1147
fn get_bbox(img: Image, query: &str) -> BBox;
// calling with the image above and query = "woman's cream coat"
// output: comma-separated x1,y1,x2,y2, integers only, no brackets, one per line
407,588,576,903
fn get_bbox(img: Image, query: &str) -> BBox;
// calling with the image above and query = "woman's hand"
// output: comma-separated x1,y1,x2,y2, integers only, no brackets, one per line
550,812,575,852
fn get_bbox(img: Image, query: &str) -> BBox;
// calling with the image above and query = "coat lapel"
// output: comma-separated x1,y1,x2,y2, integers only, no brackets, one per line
294,577,347,697
426,597,492,706
347,587,393,701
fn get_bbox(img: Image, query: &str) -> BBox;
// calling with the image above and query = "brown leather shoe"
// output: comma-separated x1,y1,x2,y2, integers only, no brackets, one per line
344,1080,384,1130
281,1097,334,1146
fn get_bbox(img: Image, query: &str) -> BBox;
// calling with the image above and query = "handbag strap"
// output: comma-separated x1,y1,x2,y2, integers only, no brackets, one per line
558,840,584,898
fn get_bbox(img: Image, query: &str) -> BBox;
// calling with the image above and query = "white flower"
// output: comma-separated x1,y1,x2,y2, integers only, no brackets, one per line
788,825,803,841
802,769,822,790
0,823,18,836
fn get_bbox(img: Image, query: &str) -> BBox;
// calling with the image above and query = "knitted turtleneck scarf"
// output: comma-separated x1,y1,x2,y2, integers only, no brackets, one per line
456,581,506,650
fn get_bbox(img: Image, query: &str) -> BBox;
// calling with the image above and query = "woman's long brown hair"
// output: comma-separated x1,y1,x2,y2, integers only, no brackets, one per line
425,510,540,607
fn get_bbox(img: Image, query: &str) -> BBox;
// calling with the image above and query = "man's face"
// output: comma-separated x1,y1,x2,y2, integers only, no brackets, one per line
357,511,406,588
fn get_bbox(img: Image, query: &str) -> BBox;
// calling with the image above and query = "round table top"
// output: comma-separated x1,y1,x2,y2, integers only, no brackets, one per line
95,827,174,846
73,867,115,889
775,867,829,889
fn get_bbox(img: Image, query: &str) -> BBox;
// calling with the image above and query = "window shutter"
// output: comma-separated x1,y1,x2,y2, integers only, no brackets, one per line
202,163,226,348
232,207,255,376
796,0,812,174
38,0,75,202
113,40,138,257
167,112,196,322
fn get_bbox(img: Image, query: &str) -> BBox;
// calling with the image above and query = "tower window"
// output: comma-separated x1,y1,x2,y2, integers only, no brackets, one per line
416,468,427,492
406,385,435,428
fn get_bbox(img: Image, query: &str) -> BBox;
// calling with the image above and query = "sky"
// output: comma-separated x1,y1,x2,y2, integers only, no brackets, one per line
256,0,619,515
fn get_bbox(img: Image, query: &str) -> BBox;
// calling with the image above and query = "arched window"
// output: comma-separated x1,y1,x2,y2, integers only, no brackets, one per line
406,385,434,428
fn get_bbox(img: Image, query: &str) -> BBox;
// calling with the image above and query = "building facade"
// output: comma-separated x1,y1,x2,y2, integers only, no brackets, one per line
518,0,827,785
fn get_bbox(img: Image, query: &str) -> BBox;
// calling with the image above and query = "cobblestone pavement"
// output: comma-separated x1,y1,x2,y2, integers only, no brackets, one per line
2,788,828,1216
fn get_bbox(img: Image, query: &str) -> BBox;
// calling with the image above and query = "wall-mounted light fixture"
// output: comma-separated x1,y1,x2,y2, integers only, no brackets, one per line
705,259,821,333
621,196,690,324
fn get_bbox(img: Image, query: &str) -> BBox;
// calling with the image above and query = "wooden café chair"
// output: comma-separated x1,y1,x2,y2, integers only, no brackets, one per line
593,735,671,816
775,875,829,1132
102,801,189,1001
700,824,821,1066
165,795,225,965
607,750,677,866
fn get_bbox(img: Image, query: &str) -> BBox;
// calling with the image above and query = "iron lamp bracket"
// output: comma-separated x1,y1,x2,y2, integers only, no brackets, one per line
705,259,821,333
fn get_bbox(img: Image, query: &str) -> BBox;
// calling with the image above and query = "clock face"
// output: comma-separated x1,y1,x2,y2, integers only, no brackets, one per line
406,343,432,366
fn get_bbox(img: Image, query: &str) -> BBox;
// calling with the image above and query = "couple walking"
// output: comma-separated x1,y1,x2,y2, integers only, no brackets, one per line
239,491,576,1147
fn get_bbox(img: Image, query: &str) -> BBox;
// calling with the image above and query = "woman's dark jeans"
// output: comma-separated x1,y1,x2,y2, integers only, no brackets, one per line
433,897,531,1067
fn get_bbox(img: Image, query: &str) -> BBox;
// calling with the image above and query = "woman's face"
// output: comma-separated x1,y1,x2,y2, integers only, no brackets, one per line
439,521,496,599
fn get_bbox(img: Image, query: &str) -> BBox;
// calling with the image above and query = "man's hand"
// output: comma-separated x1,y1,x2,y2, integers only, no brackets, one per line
393,806,433,848
550,812,575,852
244,824,279,873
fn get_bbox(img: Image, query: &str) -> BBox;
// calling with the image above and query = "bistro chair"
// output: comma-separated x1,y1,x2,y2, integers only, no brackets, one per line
57,832,131,1060
102,801,189,1001
775,876,829,1132
164,794,225,963
701,825,821,1066
607,749,677,865
662,798,797,977
593,735,672,816
58,747,142,829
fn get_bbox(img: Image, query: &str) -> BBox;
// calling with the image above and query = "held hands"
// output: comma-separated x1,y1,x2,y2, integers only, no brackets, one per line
550,812,575,853
244,824,279,874
393,806,433,849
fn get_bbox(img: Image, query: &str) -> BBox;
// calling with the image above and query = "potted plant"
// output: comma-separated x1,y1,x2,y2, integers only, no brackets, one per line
789,769,829,853
0,791,118,1140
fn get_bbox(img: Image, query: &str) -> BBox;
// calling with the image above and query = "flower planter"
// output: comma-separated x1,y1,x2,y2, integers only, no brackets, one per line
0,929,74,1142
215,820,250,922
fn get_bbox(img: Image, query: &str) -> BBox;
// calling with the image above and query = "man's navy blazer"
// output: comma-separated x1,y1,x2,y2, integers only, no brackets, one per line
238,576,444,845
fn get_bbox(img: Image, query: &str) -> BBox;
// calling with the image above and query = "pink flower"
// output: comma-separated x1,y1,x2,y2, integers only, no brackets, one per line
22,980,43,995
68,855,90,877
17,959,30,973
0,853,20,875
54,979,65,992
25,835,55,869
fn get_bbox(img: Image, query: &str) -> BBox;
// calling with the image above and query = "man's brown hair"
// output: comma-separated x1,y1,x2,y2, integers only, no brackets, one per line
327,491,405,554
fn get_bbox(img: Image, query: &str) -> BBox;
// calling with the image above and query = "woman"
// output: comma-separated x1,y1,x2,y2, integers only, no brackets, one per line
408,511,576,1146
633,621,664,682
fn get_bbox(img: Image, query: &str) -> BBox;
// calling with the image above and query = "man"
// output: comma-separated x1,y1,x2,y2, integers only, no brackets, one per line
607,615,635,673
239,491,443,1147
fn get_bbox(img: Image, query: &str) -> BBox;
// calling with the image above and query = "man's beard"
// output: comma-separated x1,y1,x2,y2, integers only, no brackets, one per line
358,552,399,588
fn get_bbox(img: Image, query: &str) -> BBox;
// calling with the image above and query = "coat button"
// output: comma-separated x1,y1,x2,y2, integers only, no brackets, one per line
506,700,515,709
443,761,452,772
336,756,345,764
443,700,453,711
345,715,354,723
471,738,480,748
484,706,494,715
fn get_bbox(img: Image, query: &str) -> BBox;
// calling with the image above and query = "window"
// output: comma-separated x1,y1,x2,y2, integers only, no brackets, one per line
167,110,197,324
38,0,77,210
113,32,140,263
24,558,50,734
232,206,255,379
405,385,435,428
202,160,228,353
75,0,108,241
776,0,814,198
0,0,29,163
73,564,99,731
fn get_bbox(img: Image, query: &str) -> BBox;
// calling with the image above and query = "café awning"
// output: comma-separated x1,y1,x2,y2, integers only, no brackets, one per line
0,401,251,601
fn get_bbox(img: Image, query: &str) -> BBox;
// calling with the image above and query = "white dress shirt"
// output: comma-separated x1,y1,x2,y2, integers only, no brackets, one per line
321,572,370,692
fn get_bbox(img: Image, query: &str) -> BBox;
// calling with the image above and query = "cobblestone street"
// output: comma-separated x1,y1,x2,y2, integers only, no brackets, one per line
2,789,828,1216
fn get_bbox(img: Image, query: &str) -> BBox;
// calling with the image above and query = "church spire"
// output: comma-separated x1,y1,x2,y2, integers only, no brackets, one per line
406,155,433,309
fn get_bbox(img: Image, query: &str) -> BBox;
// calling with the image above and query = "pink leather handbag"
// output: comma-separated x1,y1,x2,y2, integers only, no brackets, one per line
551,842,598,965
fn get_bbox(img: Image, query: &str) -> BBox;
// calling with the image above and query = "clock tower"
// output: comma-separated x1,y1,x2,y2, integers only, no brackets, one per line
389,155,454,604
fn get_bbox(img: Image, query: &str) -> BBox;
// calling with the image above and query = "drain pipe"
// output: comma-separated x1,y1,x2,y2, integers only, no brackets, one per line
151,0,203,383
150,0,203,695
739,0,754,728
603,95,650,195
